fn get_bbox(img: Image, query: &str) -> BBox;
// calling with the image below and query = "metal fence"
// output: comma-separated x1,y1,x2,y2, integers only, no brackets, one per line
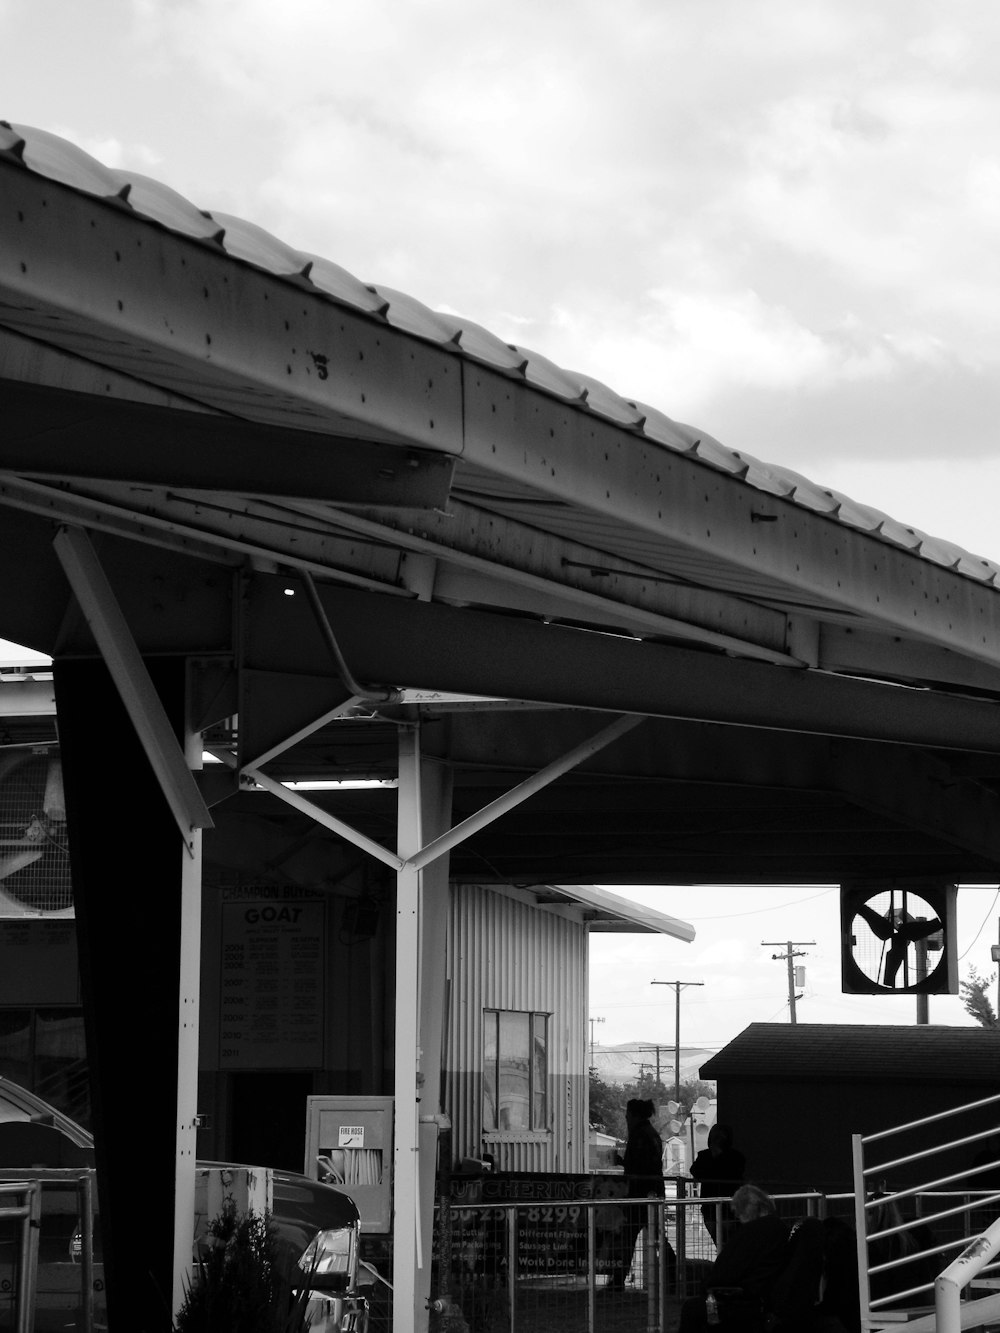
0,1169,97,1333
421,1185,841,1333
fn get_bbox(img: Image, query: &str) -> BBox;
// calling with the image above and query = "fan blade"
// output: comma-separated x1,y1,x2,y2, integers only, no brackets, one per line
43,757,65,822
0,848,43,881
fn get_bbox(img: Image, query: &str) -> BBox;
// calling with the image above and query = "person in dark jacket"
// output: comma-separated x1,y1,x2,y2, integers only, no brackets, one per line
605,1098,675,1290
690,1124,746,1245
678,1184,789,1331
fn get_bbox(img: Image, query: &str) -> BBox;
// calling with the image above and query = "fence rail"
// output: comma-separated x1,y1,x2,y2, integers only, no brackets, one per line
0,1168,98,1333
416,1185,843,1333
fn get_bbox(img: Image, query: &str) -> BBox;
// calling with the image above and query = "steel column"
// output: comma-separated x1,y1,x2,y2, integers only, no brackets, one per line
395,724,425,1333
172,722,204,1317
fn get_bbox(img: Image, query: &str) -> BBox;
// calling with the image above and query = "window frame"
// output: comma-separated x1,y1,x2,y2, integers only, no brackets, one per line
482,1007,550,1134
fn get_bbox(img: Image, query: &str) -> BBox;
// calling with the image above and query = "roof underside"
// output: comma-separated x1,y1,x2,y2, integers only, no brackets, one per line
3,121,1000,888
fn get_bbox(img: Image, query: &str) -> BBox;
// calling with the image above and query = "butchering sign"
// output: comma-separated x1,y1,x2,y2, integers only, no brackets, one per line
447,1174,616,1277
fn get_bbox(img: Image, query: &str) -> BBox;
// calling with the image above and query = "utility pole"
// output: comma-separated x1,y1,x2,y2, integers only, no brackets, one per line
762,940,814,1023
914,918,943,1025
588,1015,605,1073
631,1044,675,1087
651,979,704,1102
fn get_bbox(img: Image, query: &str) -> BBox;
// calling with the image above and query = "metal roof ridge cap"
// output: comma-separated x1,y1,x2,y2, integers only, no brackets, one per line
8,122,129,201
0,121,26,162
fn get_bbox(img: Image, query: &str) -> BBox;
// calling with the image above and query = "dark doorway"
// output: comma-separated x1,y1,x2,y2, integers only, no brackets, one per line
230,1071,314,1171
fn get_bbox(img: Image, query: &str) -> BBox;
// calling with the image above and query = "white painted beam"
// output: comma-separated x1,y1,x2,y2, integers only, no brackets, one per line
51,525,212,846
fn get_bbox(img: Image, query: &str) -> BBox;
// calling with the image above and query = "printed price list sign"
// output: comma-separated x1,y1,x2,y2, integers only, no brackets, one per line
220,893,325,1069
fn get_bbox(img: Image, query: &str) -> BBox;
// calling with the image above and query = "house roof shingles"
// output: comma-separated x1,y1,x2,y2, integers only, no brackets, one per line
700,1022,1000,1085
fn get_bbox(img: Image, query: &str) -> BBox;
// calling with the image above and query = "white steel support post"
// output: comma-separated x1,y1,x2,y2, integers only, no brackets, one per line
173,722,204,1318
395,724,424,1333
394,722,452,1333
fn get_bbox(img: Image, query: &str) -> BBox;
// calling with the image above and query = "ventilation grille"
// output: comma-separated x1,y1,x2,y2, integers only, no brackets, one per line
0,751,72,913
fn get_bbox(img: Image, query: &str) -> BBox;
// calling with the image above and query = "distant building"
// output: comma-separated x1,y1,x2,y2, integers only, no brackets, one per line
701,1022,1000,1194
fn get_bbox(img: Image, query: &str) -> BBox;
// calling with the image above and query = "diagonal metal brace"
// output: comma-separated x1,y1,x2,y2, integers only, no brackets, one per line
404,713,643,872
52,525,214,848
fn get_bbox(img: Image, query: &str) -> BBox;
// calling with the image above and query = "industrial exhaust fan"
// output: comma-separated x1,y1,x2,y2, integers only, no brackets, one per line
0,749,72,915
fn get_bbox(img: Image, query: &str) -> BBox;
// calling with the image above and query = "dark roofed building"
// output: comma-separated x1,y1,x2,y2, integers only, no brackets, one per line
700,1023,1000,1194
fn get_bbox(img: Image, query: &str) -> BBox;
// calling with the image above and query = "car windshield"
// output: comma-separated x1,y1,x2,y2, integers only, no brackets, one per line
0,1077,94,1147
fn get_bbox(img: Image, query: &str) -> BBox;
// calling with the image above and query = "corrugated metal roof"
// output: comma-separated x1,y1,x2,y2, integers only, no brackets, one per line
546,883,694,939
3,118,997,591
700,1022,1000,1083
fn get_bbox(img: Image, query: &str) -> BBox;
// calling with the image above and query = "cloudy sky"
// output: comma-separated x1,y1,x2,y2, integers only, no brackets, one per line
588,882,1000,1055
5,0,1000,1048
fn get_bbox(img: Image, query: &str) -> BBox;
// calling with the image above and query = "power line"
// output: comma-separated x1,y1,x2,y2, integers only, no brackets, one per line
651,978,704,1101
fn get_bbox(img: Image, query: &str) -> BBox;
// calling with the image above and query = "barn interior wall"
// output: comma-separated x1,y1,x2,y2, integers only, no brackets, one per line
445,884,588,1174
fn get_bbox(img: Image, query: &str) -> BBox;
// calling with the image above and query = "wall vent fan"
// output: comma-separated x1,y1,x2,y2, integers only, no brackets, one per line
0,748,72,915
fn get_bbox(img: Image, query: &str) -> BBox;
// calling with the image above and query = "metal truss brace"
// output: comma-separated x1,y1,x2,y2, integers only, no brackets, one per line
404,713,643,872
52,525,213,850
245,696,367,769
212,749,404,872
224,713,641,879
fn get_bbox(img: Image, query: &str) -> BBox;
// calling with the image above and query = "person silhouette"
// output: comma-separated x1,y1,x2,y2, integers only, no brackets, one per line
855,902,941,987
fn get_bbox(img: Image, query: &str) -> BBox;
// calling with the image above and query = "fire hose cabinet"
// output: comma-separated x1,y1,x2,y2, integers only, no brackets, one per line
304,1096,393,1233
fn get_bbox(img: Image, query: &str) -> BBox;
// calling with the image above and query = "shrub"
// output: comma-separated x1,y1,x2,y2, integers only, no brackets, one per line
174,1200,313,1333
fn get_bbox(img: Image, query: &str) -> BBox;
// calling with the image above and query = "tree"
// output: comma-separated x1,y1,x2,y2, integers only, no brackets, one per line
588,1071,625,1139
961,967,998,1028
589,1071,718,1145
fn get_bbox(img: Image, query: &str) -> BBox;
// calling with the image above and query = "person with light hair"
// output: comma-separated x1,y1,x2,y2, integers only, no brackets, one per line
677,1184,789,1331
730,1184,777,1225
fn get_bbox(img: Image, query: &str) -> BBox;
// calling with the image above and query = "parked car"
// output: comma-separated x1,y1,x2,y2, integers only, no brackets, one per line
0,1077,373,1332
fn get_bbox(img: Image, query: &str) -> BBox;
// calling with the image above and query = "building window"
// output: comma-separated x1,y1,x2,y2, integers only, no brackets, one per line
483,1009,548,1131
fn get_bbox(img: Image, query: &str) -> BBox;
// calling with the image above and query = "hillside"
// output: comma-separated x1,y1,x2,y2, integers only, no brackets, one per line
591,1042,715,1088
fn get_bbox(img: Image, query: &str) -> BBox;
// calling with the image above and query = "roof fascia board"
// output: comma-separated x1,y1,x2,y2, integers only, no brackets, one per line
459,360,1000,673
464,879,694,938
469,880,589,927
552,882,695,940
0,163,466,450
817,624,1000,695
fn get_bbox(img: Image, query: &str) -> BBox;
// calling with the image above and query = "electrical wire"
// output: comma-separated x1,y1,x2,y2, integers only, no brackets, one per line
684,887,835,921
958,885,1000,960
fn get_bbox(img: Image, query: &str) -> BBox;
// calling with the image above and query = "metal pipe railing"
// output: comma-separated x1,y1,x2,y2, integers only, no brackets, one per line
853,1092,1000,1331
0,1169,97,1333
861,1090,1000,1144
0,1181,41,1333
936,1215,1000,1333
